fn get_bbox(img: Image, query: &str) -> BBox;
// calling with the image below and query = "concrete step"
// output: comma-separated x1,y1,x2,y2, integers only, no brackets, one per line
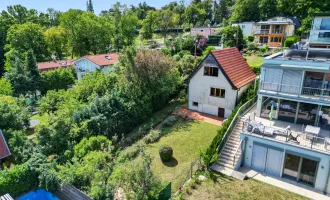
210,163,233,175
217,160,234,169
222,147,241,155
220,154,235,161
225,142,239,149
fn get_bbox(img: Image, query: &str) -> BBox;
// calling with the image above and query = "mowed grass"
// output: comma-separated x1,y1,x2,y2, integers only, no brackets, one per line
244,55,263,66
145,119,219,192
183,173,307,200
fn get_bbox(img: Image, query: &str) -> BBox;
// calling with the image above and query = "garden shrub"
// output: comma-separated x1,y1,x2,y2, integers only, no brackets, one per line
117,145,141,162
250,65,261,75
247,35,254,42
159,145,173,162
207,35,221,45
0,164,38,197
161,116,179,128
143,129,161,144
284,36,298,47
247,42,258,50
177,50,191,58
259,46,267,53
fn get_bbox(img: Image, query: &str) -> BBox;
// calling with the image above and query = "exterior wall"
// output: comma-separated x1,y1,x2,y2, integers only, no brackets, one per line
309,16,330,46
232,23,255,36
188,55,237,118
74,58,100,80
241,133,330,193
238,82,252,100
190,27,212,38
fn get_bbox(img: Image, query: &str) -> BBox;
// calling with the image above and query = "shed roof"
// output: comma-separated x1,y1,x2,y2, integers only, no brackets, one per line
37,60,74,71
0,130,11,160
79,53,120,67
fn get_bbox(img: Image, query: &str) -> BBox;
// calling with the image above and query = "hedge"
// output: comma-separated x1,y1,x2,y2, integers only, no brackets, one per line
201,83,258,165
284,36,298,48
0,164,38,197
208,35,221,45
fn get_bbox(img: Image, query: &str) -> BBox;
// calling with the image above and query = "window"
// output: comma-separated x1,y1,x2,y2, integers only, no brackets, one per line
200,29,204,32
193,102,198,106
319,32,330,38
241,25,245,29
210,87,225,98
204,66,219,77
321,18,330,30
270,37,282,43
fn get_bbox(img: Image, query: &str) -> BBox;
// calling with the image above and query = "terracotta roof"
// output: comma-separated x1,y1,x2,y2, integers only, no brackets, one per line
0,130,11,160
211,47,256,89
37,60,74,72
81,53,119,67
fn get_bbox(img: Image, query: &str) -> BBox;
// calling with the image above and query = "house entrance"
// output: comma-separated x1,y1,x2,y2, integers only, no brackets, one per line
218,108,225,118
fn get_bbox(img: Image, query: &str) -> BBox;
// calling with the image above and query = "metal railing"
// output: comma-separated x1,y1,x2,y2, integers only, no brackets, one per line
255,29,270,34
243,120,330,153
216,96,258,153
259,81,330,100
271,30,284,34
233,139,244,167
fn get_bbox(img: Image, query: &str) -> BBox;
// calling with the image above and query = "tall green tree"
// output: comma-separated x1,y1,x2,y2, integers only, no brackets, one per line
230,0,260,22
141,11,156,40
86,0,94,13
5,22,49,61
44,26,69,59
25,51,41,97
214,0,229,24
155,9,175,41
184,3,205,27
4,57,29,96
259,0,278,20
173,0,186,28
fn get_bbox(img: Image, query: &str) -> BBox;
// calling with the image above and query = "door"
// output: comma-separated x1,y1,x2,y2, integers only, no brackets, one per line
265,148,283,177
252,144,267,172
218,108,225,118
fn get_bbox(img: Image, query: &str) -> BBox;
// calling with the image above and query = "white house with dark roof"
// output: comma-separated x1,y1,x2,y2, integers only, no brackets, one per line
187,47,256,118
74,53,120,80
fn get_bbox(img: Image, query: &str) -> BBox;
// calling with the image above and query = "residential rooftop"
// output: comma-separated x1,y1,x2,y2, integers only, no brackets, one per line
37,60,74,72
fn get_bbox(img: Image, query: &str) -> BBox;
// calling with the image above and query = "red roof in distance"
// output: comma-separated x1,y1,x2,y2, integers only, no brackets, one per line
81,53,120,67
37,60,74,72
211,47,257,89
0,130,11,160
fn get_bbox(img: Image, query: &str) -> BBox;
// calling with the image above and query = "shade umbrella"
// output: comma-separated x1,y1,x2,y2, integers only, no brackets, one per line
269,104,274,126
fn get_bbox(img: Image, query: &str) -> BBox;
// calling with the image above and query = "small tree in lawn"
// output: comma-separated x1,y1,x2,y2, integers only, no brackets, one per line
25,51,41,98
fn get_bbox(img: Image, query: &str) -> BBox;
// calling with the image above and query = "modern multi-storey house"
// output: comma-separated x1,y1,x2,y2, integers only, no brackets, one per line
254,16,297,48
213,49,330,197
309,13,330,49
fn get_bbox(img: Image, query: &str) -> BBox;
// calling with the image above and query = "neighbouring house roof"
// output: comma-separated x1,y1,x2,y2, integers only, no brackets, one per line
37,60,74,72
0,130,11,160
256,21,295,25
187,47,256,89
77,53,120,67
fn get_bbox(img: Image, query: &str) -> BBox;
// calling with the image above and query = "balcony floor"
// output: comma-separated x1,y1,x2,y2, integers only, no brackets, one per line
243,107,330,154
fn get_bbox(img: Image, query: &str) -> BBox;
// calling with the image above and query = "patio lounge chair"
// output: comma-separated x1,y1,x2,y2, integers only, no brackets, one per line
274,126,291,136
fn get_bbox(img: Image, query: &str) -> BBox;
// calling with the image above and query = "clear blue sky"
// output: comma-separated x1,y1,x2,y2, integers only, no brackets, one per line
0,0,175,15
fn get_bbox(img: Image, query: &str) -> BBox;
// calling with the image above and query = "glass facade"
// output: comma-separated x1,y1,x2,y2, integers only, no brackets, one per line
320,106,330,130
278,99,297,123
296,102,318,126
260,97,278,119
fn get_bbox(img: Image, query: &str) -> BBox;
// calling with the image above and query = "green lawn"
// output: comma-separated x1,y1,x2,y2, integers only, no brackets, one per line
31,113,49,123
145,119,219,192
244,55,263,66
182,173,307,200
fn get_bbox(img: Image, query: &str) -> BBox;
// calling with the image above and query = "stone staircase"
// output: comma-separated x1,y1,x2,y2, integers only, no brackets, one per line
211,119,244,175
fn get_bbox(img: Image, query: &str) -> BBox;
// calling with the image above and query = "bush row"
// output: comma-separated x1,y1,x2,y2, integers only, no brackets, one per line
201,83,258,165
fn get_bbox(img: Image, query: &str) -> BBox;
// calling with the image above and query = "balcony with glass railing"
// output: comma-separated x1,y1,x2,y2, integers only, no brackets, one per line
258,81,330,103
255,29,270,34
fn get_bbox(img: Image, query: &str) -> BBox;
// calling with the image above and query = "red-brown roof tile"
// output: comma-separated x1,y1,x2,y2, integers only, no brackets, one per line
82,53,119,67
37,60,74,72
211,47,257,89
0,131,10,160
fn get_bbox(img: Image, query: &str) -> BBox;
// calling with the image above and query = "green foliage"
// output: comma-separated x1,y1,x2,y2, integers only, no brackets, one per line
218,26,245,50
259,46,267,53
25,51,41,96
284,36,298,48
177,50,191,58
207,35,221,45
259,0,278,20
159,145,173,162
161,116,180,128
0,78,13,96
250,65,261,75
143,129,161,144
203,46,216,56
44,26,69,59
5,130,33,164
247,36,254,42
247,42,258,50
41,67,76,94
73,136,113,160
202,84,257,166
0,164,38,197
0,98,30,130
4,57,29,96
230,0,260,22
176,55,196,77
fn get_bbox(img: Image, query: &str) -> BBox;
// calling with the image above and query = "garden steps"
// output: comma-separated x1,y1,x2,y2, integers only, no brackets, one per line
211,119,244,174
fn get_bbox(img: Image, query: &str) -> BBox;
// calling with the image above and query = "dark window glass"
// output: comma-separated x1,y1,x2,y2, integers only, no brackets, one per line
319,32,330,38
210,87,225,98
220,89,225,98
193,102,198,106
210,87,215,96
278,99,297,123
299,158,318,186
296,102,318,126
204,67,219,77
260,97,278,119
283,153,300,180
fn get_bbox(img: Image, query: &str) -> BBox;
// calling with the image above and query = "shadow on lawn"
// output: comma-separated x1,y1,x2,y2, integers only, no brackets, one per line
210,171,234,184
162,157,178,167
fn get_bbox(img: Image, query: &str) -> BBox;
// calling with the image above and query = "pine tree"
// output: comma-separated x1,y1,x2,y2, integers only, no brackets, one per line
4,57,29,96
25,51,41,97
86,0,94,13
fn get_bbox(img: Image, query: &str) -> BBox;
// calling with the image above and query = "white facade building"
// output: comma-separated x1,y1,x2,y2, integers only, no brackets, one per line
232,22,256,37
74,53,119,80
187,47,256,118
309,13,330,49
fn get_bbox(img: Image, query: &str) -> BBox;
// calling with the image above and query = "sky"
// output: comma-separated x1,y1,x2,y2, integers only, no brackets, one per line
0,0,175,15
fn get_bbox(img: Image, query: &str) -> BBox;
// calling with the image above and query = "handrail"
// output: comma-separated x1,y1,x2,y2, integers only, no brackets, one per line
233,139,244,167
216,96,258,153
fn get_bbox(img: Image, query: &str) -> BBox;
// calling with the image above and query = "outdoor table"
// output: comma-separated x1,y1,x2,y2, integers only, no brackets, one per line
305,125,321,140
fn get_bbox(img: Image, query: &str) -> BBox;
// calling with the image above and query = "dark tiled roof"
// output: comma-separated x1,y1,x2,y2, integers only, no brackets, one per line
211,47,257,89
0,130,11,160
82,53,120,67
37,60,74,72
